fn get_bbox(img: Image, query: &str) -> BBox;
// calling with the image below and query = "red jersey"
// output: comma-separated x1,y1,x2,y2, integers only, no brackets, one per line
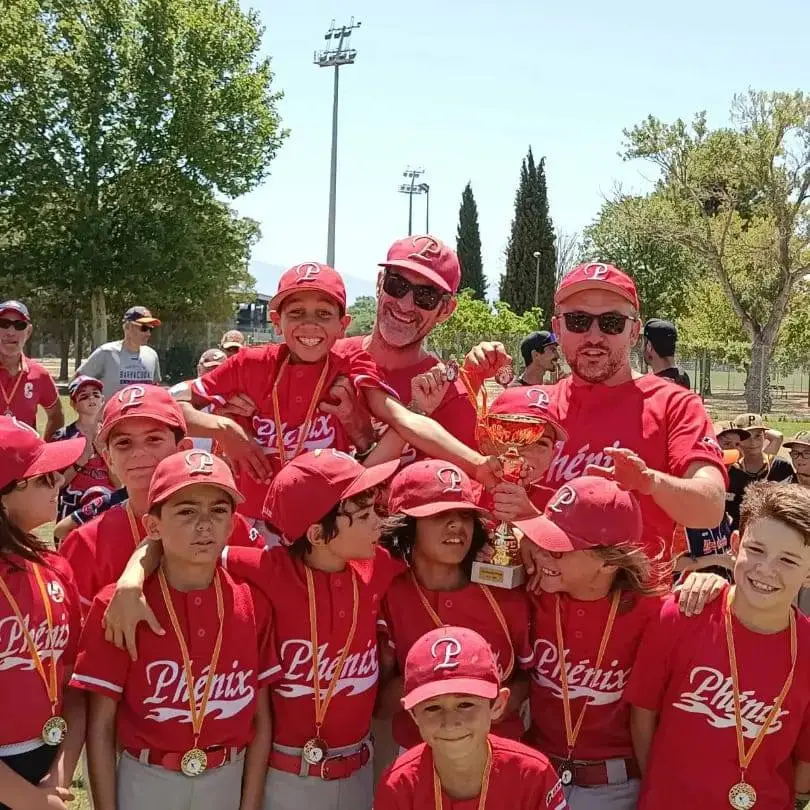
380,573,532,748
0,552,82,747
0,356,59,427
60,503,260,615
222,544,403,749
527,591,663,760
192,342,394,518
625,593,810,810
338,337,478,456
375,735,566,810
70,569,279,752
532,375,726,559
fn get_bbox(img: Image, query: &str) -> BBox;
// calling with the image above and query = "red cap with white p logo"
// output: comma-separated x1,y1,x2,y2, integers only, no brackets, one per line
387,459,487,518
554,262,639,310
147,450,244,509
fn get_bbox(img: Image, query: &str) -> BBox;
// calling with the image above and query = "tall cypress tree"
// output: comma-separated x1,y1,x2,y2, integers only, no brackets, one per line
499,148,557,320
456,182,486,299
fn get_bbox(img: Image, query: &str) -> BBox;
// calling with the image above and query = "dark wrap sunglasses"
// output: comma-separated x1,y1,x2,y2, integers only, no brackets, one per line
561,311,637,336
382,271,449,312
0,318,28,331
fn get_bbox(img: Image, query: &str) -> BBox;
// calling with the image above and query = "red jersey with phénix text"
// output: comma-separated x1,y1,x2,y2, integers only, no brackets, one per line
0,552,82,748
379,573,532,748
532,375,727,560
625,592,810,810
71,569,280,752
222,544,404,749
191,342,395,518
527,591,663,761
375,735,567,810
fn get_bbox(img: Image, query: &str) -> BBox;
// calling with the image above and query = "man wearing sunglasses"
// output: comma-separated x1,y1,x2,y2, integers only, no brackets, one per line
75,305,162,398
0,300,63,438
512,330,560,386
517,263,727,570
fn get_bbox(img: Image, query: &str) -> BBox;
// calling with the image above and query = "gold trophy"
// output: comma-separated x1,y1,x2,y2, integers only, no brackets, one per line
457,362,547,589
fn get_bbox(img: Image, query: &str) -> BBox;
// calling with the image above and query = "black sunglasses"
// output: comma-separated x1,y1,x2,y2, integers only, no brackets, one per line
0,318,28,331
138,324,154,333
562,311,637,336
382,271,448,312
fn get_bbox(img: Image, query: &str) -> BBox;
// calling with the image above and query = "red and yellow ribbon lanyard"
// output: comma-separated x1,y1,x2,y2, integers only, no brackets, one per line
0,358,25,415
433,740,492,809
158,568,225,777
0,564,67,745
411,572,515,681
270,355,330,466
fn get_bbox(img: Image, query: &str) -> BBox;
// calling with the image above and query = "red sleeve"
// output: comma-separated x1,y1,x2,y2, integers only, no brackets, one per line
38,369,59,409
191,346,277,407
343,348,399,399
59,526,99,617
227,514,262,548
46,555,83,674
252,590,283,687
221,546,276,602
378,595,396,655
665,391,728,483
501,590,533,672
374,771,410,810
69,589,131,700
623,595,681,712
541,771,567,809
431,390,478,449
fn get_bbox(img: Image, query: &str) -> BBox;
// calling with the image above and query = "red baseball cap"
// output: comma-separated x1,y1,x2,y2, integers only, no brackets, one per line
555,263,639,310
68,375,104,401
488,387,569,443
402,626,500,711
98,385,186,444
514,476,642,552
379,235,461,294
0,416,86,490
387,460,486,518
0,300,31,322
148,450,243,509
263,449,400,543
269,263,347,312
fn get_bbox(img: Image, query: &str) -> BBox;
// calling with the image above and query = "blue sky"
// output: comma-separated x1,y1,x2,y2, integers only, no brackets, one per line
235,0,810,297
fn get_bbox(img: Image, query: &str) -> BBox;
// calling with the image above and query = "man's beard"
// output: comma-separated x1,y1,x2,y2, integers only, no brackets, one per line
568,349,624,384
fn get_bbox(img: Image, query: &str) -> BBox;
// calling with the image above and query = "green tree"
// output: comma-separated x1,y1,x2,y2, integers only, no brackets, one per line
500,149,557,319
0,0,286,345
346,296,377,337
456,182,486,299
623,91,810,412
583,193,700,321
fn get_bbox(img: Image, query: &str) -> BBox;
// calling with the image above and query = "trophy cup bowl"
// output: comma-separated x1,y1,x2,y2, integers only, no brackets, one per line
472,413,547,589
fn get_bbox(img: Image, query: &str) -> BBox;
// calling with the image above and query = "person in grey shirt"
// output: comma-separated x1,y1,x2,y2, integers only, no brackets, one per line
76,306,162,398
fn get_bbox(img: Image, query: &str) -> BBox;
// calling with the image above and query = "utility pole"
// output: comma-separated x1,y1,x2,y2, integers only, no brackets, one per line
533,251,542,308
314,17,361,267
398,168,425,235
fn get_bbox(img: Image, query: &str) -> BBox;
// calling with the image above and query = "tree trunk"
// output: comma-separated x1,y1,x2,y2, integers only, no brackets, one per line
701,352,713,397
59,322,70,381
744,335,773,414
74,318,84,370
90,288,107,348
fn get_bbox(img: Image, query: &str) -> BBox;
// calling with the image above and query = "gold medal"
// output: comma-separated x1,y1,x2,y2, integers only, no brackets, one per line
41,715,67,746
558,759,574,787
302,737,328,766
728,781,757,809
180,748,208,777
495,364,514,386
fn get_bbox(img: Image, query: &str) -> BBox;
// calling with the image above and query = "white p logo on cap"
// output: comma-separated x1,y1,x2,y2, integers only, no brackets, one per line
431,636,462,671
185,450,215,476
548,485,576,514
436,466,463,493
583,262,609,280
294,263,321,283
526,388,550,409
117,385,146,410
408,235,442,262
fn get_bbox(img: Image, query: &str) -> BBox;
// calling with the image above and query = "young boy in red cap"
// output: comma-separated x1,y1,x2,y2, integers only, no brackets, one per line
71,450,279,810
59,384,258,619
99,448,403,810
626,481,810,810
171,262,498,546
375,625,566,809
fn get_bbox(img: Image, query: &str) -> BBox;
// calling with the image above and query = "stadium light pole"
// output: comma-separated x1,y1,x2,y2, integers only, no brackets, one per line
314,17,361,267
419,183,430,232
398,168,425,235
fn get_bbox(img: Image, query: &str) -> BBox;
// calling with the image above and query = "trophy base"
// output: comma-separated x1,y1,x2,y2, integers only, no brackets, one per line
471,561,526,590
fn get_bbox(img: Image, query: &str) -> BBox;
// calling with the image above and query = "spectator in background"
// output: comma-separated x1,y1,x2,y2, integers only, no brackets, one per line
190,347,227,453
512,330,560,386
642,318,691,389
220,328,246,357
0,299,63,438
784,432,810,488
726,412,795,529
75,306,161,398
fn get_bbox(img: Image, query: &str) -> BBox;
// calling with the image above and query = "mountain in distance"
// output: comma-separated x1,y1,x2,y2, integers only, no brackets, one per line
249,260,376,306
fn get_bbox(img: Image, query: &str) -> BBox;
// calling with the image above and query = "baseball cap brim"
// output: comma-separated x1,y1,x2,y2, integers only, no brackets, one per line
401,499,489,519
150,479,244,508
23,437,87,480
221,341,242,349
269,286,345,313
402,678,498,711
99,411,185,444
785,439,810,449
379,260,454,294
133,317,161,326
717,427,751,440
513,514,585,553
555,280,637,307
343,459,401,500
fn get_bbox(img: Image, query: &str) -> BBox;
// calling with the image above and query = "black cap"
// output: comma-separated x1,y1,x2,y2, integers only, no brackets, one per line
520,331,558,366
643,319,677,358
